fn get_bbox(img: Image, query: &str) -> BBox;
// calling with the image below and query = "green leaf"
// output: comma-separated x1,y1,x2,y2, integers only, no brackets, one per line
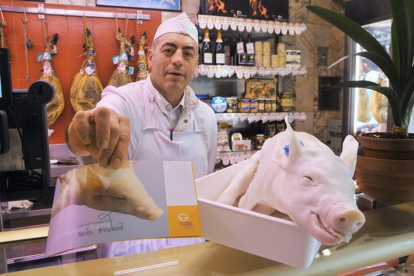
354,51,401,96
401,67,414,107
389,0,414,86
369,86,402,127
333,80,380,89
391,21,400,79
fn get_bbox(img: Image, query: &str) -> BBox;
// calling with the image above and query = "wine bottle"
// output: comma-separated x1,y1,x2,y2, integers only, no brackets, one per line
215,30,225,65
236,32,247,66
224,38,231,65
198,35,203,65
246,34,255,66
202,28,213,65
230,38,237,65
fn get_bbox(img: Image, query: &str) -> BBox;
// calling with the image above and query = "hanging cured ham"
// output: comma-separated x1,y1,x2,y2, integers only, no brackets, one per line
108,28,135,87
40,33,65,127
0,17,7,48
136,31,149,81
70,18,103,112
371,75,388,124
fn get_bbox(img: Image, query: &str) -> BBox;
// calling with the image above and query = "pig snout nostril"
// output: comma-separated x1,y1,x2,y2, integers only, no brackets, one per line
334,209,365,233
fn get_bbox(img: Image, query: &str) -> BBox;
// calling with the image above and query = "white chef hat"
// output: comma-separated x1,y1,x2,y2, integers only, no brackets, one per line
153,13,198,46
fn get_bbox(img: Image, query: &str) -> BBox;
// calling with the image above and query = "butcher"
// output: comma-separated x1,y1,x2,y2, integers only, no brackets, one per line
66,13,218,257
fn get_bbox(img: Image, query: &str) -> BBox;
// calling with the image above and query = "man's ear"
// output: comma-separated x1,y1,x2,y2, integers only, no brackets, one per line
147,48,153,70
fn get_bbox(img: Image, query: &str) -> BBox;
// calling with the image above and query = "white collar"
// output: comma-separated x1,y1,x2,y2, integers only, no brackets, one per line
157,92,185,113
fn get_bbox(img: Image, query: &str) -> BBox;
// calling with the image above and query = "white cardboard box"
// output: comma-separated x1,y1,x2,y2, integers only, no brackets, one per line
196,161,322,269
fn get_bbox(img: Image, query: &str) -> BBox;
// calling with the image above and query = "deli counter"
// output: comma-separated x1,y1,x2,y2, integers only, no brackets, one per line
1,200,414,275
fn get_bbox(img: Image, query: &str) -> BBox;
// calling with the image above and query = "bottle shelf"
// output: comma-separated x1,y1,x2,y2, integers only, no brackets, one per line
198,64,306,79
216,150,258,165
198,15,307,35
216,112,306,124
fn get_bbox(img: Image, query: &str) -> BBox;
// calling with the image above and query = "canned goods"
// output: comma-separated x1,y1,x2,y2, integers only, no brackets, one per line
271,99,278,112
263,42,271,55
263,55,271,67
280,92,293,112
271,55,279,68
255,55,263,67
278,56,286,68
254,41,263,54
264,99,272,112
258,99,265,113
255,134,265,150
277,43,286,56
238,98,250,113
250,98,258,113
225,97,238,113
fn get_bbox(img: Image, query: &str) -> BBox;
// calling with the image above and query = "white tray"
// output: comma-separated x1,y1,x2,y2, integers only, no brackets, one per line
196,161,322,269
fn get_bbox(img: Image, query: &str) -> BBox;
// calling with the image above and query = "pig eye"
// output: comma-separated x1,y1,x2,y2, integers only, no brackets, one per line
116,196,128,203
304,176,314,182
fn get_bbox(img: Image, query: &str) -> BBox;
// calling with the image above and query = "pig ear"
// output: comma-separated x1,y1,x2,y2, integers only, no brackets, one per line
86,166,110,194
339,135,359,175
272,117,302,169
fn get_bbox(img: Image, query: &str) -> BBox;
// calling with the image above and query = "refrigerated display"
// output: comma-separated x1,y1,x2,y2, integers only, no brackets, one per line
345,19,414,136
348,20,391,135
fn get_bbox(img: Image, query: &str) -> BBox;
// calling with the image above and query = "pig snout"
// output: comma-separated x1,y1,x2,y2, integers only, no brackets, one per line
331,208,365,236
321,204,365,244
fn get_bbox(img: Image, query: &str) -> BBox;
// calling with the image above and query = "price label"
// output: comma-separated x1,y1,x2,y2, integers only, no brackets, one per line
198,15,206,29
230,18,238,31
268,22,274,34
199,65,207,76
301,23,307,33
258,67,266,76
282,22,288,35
222,18,229,30
207,21,214,30
295,23,302,35
275,22,281,34
254,20,261,32
289,23,295,35
215,20,222,30
238,19,245,32
261,22,268,33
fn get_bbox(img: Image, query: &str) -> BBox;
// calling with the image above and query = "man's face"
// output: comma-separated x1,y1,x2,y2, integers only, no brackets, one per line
148,33,198,100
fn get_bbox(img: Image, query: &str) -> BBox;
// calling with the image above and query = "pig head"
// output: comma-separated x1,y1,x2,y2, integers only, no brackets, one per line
217,119,365,245
51,160,163,221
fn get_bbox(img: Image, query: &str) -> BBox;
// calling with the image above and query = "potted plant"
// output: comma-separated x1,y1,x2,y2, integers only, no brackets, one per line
307,0,414,202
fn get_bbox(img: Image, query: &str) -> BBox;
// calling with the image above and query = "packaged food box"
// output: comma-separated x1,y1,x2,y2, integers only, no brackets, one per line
232,140,251,151
245,78,277,99
196,161,322,269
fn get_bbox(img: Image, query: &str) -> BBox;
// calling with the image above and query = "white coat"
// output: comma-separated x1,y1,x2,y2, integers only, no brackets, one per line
96,75,218,257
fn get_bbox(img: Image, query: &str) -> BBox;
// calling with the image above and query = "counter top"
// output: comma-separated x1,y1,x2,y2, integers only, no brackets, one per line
3,202,414,276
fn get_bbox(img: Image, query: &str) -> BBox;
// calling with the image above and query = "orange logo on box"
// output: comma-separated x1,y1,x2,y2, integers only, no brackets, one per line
167,206,202,237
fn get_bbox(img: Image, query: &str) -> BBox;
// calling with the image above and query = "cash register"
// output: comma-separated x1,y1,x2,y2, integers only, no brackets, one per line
0,47,55,207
